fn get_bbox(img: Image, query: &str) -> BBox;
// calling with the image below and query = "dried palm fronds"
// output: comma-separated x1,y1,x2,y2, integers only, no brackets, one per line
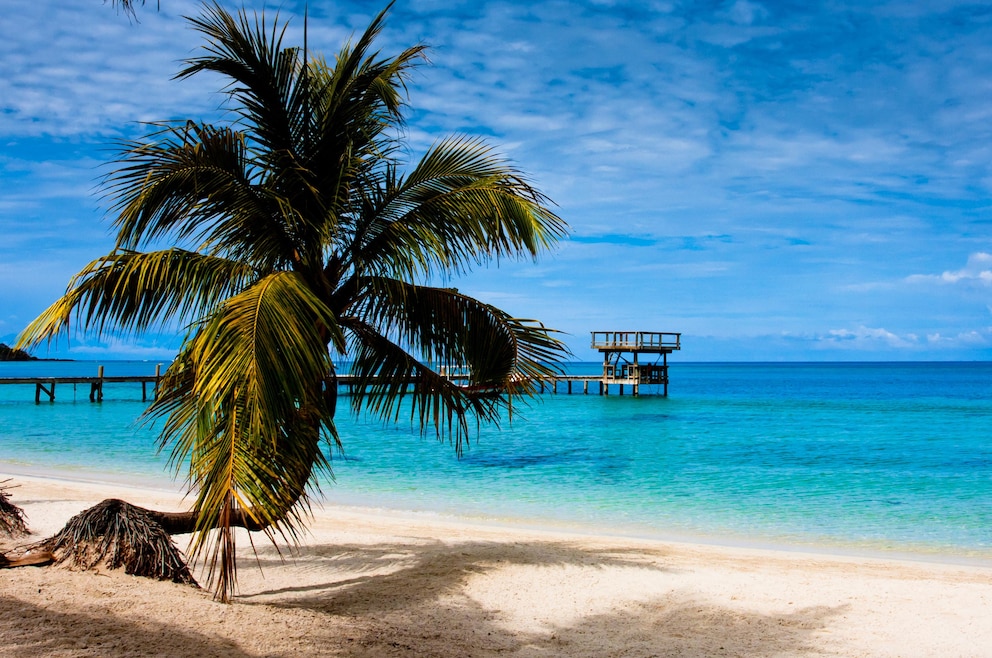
0,480,28,537
33,498,198,586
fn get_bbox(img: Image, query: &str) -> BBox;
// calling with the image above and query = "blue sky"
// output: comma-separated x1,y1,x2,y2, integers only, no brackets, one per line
3,0,992,361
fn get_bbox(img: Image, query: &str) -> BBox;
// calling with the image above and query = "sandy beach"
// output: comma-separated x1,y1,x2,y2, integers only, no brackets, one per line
0,471,990,657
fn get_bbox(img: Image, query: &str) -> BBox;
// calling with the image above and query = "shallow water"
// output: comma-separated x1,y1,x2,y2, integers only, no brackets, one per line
1,360,990,560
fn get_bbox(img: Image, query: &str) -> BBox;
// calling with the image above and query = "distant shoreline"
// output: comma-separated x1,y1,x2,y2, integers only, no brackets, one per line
0,343,37,362
0,343,72,362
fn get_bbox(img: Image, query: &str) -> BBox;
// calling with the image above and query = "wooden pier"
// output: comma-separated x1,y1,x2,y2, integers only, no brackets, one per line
591,331,681,396
0,365,164,404
1,332,682,403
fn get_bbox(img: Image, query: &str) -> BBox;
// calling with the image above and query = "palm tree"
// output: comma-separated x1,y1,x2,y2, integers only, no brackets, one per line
17,2,567,601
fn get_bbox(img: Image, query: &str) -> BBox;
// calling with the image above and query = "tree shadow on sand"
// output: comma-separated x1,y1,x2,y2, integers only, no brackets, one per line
242,539,665,614
238,539,845,657
0,596,253,658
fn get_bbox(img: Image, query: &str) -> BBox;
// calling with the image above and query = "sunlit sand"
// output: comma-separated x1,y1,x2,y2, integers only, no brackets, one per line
1,471,989,657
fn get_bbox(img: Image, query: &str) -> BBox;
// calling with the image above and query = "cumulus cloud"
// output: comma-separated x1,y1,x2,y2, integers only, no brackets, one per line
925,330,992,347
811,325,992,353
821,326,919,349
906,252,992,285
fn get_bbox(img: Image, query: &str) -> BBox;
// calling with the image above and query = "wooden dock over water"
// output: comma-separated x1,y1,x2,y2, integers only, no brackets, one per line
1,331,682,403
592,330,681,396
0,365,164,403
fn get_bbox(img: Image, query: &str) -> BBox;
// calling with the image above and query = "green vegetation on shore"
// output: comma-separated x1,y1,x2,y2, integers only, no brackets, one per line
0,344,36,361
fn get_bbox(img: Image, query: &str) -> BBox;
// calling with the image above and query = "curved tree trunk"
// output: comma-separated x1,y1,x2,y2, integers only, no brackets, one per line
145,507,267,534
38,372,340,598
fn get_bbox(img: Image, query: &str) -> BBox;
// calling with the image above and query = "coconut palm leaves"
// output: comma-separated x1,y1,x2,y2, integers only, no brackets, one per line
17,2,567,602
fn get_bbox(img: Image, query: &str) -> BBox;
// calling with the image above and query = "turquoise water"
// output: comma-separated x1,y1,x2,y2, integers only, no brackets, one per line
1,360,990,561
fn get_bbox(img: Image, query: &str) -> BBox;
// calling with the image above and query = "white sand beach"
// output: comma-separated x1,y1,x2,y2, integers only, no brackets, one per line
1,471,990,657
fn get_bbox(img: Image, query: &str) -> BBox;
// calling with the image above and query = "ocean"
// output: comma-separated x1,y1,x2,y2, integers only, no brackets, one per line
1,360,990,562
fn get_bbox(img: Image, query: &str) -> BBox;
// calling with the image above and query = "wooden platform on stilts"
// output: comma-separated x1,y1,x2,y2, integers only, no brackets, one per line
591,331,682,396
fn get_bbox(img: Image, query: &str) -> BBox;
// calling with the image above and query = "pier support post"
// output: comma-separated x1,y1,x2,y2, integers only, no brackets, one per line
153,363,161,400
90,365,104,402
35,381,55,404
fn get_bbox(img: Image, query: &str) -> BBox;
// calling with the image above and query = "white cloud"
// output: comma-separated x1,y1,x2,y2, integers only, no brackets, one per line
66,342,178,361
925,330,991,347
30,335,181,361
723,0,771,26
821,326,918,349
906,252,992,286
812,325,992,353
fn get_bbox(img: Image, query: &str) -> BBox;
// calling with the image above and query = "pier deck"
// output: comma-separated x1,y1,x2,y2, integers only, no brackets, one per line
3,331,683,403
0,365,163,403
0,371,657,403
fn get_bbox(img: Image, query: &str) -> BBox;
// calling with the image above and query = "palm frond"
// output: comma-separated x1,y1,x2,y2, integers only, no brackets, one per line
359,277,566,385
146,270,340,600
180,2,304,159
295,17,427,268
344,280,568,452
345,317,489,454
349,136,566,279
107,122,301,268
16,249,253,350
106,0,157,20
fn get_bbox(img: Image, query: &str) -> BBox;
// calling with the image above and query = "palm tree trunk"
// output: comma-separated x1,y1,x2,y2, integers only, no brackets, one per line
145,507,267,534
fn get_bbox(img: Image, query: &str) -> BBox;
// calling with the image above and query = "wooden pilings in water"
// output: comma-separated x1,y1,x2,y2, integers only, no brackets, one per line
535,376,609,395
591,331,681,397
8,366,668,403
512,376,671,396
90,365,104,402
34,380,55,404
9,364,164,404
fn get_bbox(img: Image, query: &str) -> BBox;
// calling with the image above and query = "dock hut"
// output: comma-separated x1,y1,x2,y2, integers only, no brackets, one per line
591,331,681,396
